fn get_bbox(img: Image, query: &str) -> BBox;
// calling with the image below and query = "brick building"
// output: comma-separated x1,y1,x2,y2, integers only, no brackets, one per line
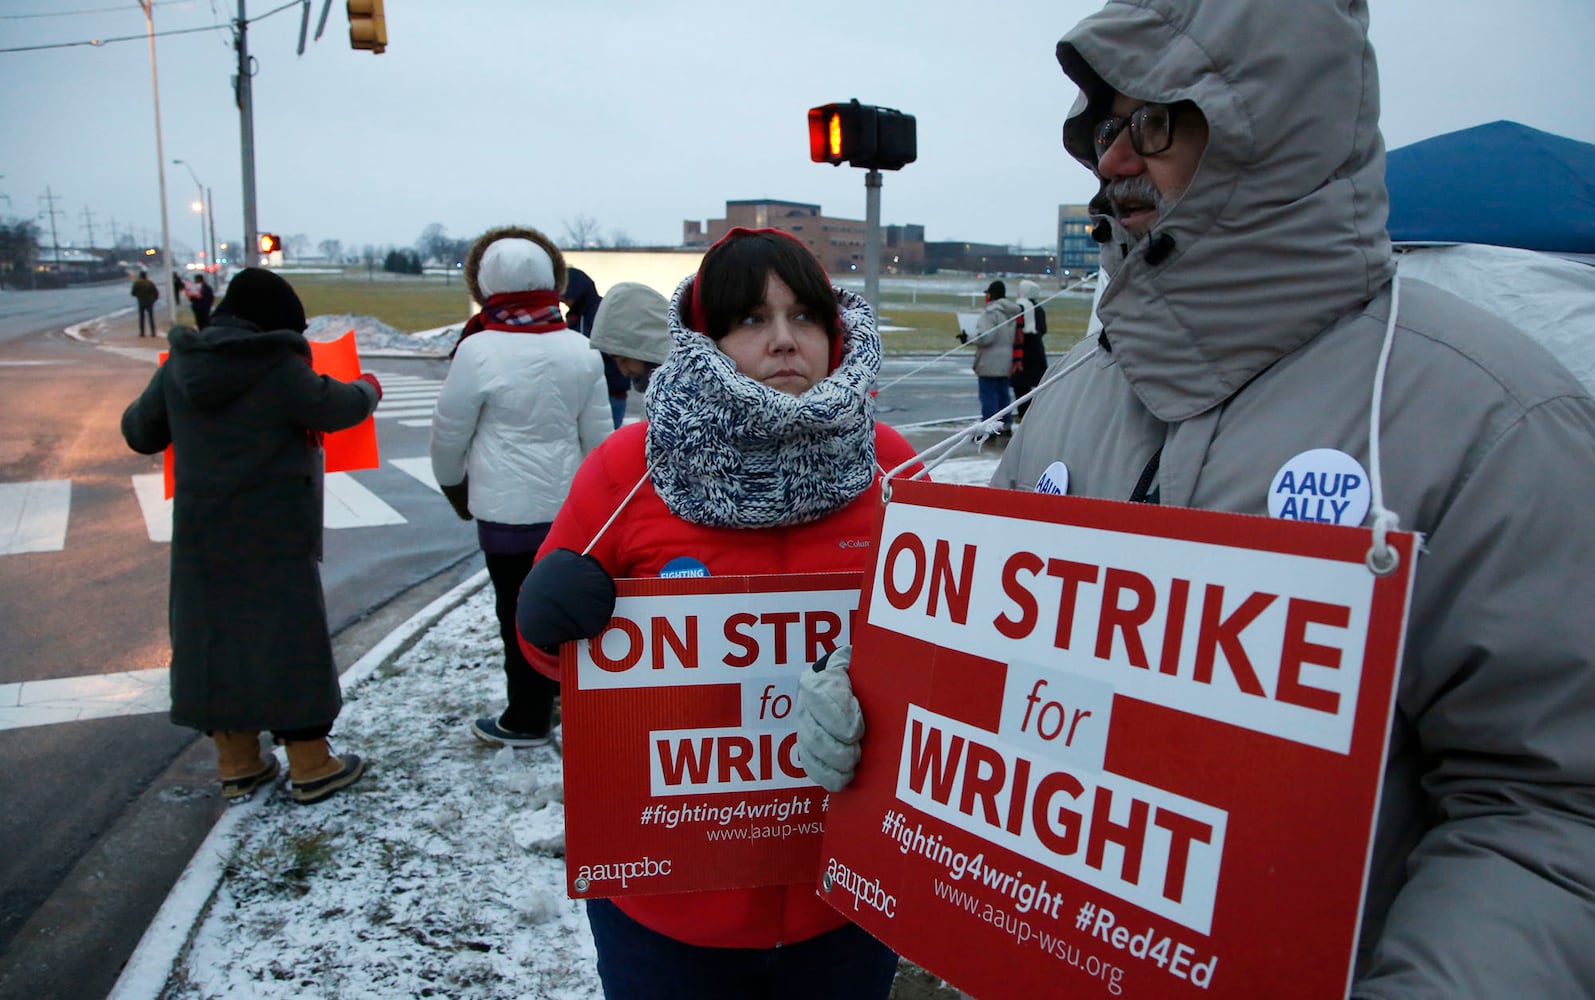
684,199,924,274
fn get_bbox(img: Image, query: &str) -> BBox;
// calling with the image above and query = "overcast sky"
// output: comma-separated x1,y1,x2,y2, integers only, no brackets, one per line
2,0,1592,260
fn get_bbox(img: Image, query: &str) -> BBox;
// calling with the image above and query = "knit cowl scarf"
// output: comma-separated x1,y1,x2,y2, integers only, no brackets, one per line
645,276,881,529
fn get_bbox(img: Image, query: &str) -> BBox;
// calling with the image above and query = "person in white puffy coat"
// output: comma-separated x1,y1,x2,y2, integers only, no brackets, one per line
430,225,612,746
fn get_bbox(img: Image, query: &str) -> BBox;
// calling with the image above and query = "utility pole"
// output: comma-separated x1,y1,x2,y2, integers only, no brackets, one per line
139,0,178,325
234,1,259,265
39,186,64,272
207,186,219,276
79,206,99,250
863,170,882,313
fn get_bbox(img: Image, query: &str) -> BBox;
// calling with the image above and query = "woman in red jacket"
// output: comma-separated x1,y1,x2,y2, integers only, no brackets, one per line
517,228,917,997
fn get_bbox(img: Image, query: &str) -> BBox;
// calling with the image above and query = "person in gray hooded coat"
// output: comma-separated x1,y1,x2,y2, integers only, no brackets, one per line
798,0,1595,994
588,280,671,408
122,267,382,805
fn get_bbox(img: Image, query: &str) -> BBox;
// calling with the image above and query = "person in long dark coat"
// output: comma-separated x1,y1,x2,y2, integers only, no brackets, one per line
121,267,383,804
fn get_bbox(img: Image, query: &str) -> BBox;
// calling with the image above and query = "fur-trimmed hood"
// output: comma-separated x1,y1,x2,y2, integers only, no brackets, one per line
463,225,568,305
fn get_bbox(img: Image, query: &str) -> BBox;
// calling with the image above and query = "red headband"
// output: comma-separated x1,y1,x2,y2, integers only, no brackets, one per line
687,227,845,371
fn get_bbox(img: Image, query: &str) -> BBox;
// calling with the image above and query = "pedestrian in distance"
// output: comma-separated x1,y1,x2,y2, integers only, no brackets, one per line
563,266,633,428
797,0,1595,994
120,267,383,804
1010,278,1049,418
187,272,215,329
130,269,160,338
957,279,1023,435
514,227,919,999
430,226,612,749
172,270,185,302
588,280,671,411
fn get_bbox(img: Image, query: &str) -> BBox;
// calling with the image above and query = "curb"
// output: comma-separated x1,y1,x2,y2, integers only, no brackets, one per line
105,567,491,999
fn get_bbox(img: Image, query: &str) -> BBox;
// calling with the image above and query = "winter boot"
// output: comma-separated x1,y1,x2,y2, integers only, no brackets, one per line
281,737,365,804
212,730,280,801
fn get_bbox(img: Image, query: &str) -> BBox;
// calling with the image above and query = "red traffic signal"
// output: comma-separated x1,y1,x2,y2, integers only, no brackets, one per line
806,99,917,171
259,233,282,253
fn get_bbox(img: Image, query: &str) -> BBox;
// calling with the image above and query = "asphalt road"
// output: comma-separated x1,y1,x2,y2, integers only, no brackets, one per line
0,286,481,997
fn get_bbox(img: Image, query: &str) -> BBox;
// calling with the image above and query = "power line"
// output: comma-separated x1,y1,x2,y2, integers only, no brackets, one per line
0,23,225,54
0,1,186,20
0,1,302,55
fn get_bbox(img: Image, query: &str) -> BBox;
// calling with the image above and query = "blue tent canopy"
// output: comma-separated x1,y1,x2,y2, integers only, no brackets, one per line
1385,120,1595,254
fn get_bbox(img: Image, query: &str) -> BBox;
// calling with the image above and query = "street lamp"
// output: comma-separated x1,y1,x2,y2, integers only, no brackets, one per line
172,159,216,275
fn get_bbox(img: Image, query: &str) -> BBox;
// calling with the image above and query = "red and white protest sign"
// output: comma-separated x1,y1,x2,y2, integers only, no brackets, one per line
818,479,1418,998
560,573,860,900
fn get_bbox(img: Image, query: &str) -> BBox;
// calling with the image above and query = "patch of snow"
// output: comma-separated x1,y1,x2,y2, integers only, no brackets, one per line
306,314,459,358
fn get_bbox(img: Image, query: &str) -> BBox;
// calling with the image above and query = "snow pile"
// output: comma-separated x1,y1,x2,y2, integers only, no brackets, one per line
306,314,459,357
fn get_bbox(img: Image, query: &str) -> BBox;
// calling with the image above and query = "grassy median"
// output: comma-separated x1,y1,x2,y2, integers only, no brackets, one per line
281,268,1092,355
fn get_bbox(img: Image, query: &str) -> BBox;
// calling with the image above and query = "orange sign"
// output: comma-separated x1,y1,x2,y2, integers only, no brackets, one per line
161,331,380,498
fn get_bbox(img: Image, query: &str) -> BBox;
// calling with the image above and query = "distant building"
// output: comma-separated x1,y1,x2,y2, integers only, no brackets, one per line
922,241,1056,275
682,199,1066,275
1057,203,1101,275
684,199,924,275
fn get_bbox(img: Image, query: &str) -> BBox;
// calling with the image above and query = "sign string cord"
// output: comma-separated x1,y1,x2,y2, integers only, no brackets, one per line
1365,276,1403,576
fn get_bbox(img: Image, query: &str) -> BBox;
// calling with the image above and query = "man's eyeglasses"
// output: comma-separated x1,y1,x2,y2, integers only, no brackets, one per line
1089,103,1178,159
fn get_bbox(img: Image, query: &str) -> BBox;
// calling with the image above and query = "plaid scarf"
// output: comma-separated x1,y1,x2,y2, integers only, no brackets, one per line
452,290,565,357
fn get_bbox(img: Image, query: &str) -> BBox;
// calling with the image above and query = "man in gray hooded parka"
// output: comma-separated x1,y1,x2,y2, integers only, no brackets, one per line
796,0,1595,995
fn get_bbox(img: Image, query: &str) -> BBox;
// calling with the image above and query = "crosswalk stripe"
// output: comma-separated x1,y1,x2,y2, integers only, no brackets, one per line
0,668,169,732
131,474,173,543
389,457,441,493
0,479,71,554
323,472,407,528
398,419,434,428
127,472,408,541
374,408,436,420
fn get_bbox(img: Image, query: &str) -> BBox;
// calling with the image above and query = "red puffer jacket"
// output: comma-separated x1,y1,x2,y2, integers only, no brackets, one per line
536,420,921,949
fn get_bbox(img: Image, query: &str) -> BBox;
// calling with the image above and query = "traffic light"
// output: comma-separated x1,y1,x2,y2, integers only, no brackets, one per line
259,233,282,254
348,0,387,53
806,100,917,171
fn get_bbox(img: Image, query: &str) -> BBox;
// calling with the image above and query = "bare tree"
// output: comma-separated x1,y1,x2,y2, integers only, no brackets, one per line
416,223,455,265
608,229,636,249
318,238,343,263
562,214,602,249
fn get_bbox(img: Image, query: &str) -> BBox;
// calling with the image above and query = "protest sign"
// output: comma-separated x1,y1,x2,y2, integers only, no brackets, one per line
561,573,860,899
160,331,380,498
818,479,1417,998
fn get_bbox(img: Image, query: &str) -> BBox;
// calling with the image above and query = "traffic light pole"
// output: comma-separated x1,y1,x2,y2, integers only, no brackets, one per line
235,1,259,265
864,169,882,313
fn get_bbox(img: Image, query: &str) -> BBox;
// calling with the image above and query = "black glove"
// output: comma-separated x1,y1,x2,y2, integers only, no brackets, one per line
439,478,472,521
957,332,969,344
517,548,617,649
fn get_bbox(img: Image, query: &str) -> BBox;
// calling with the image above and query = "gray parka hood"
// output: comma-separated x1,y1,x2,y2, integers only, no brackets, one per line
591,281,671,365
1059,0,1395,422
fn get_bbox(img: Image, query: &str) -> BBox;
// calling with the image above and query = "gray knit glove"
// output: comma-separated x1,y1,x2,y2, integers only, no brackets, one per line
797,645,865,792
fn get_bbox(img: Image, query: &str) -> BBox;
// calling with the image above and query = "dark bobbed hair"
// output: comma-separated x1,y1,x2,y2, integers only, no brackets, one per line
694,230,841,345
